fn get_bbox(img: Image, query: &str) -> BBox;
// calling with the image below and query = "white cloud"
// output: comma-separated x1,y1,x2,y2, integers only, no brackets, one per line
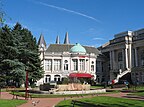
34,1,101,23
93,37,105,40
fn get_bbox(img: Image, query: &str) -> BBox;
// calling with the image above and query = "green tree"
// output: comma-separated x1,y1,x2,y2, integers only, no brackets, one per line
0,25,25,87
0,23,43,87
12,23,44,86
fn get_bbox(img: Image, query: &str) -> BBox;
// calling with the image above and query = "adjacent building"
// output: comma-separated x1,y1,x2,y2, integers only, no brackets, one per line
98,28,144,84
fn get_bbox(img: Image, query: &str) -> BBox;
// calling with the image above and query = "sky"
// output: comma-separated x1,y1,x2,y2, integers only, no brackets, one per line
2,0,144,47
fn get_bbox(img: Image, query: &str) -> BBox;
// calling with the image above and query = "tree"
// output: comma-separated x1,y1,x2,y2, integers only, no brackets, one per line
0,23,43,87
12,23,44,86
0,25,25,87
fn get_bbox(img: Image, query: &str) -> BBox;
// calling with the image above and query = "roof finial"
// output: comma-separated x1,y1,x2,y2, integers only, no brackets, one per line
56,35,60,44
64,32,70,44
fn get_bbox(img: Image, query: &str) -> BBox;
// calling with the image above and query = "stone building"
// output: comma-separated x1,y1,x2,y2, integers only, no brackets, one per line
37,28,144,86
98,28,144,84
37,32,100,86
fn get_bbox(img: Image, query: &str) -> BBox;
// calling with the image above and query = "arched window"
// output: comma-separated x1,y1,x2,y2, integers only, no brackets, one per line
91,61,95,71
64,60,68,70
54,75,61,82
45,75,51,83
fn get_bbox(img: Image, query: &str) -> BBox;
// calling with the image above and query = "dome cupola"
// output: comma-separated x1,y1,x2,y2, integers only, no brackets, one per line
70,43,86,53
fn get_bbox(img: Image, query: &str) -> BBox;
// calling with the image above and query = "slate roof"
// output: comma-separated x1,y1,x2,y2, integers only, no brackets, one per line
46,44,100,55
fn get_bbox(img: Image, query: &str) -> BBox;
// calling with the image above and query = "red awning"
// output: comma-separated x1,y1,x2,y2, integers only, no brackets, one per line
69,73,94,78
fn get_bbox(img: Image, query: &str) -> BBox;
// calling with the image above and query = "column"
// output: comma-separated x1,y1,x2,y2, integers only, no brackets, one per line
131,49,135,68
110,51,113,70
69,54,71,72
122,49,125,69
125,48,128,69
85,59,86,72
112,50,115,70
77,58,79,72
129,44,132,68
135,48,138,67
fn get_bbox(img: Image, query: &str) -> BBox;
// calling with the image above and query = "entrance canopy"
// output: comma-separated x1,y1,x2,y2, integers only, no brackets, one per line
69,73,94,78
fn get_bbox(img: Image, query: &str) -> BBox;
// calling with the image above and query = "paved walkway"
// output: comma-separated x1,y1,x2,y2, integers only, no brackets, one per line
0,91,144,107
0,92,63,107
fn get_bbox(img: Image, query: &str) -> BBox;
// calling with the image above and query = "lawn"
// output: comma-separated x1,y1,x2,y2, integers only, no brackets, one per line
11,91,109,98
56,96,144,107
128,91,144,96
0,99,26,107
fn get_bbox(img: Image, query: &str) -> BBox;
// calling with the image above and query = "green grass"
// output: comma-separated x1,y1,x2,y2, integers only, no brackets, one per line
126,85,144,91
128,91,144,96
0,99,26,107
56,96,144,107
11,91,116,98
11,91,101,98
91,85,104,89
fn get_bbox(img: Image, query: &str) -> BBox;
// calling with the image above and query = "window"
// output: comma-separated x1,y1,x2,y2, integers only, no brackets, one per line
91,61,95,71
45,59,52,70
79,59,85,71
64,60,68,70
72,59,78,70
118,63,123,69
45,75,51,83
141,50,144,66
91,65,94,71
54,59,61,70
96,61,101,72
118,52,123,61
54,75,60,82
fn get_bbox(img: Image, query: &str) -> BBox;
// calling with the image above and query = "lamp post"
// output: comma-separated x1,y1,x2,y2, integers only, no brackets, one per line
25,61,30,100
25,70,28,100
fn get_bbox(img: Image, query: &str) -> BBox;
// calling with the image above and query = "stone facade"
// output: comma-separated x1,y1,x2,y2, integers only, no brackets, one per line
98,28,144,84
36,33,100,86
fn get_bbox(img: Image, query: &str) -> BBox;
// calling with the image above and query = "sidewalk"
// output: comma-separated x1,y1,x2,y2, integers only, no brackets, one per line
0,92,63,107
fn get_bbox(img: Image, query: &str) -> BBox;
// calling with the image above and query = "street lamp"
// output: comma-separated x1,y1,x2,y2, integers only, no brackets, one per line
25,70,28,100
25,61,30,100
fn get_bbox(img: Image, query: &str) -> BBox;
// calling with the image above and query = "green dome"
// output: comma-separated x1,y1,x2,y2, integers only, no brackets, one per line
70,43,86,53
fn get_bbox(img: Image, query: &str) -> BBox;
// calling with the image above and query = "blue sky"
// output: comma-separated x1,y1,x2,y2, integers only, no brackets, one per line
3,0,144,47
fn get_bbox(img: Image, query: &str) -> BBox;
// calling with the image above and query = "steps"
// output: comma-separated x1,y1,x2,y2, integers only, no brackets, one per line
114,69,131,83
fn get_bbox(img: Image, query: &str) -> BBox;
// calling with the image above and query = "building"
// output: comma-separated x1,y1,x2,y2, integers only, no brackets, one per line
37,32,100,86
37,28,144,86
98,28,144,84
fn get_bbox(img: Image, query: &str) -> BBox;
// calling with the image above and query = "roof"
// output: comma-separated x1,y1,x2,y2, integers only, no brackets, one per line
70,43,86,53
38,34,47,47
46,44,100,55
64,32,70,44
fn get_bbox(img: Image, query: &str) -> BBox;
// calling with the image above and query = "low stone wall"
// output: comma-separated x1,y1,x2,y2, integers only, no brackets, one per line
54,89,106,95
57,83,90,91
